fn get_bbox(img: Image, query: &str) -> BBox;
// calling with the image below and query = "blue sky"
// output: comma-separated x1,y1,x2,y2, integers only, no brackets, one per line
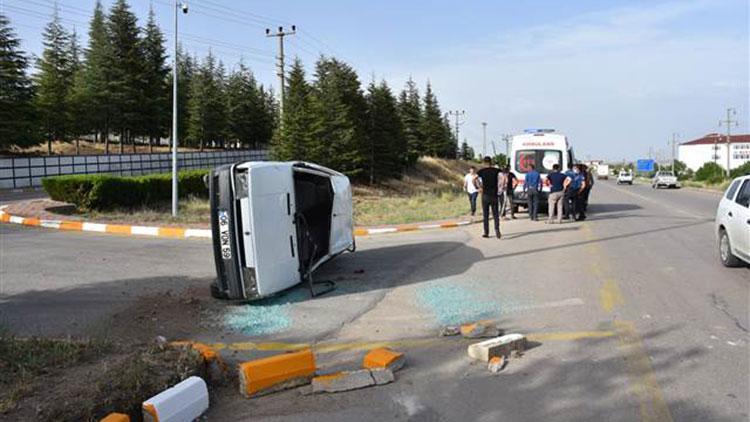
3,0,748,161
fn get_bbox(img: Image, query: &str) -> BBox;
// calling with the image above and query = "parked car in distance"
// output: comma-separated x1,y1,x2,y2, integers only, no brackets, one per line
716,175,750,267
617,170,633,185
652,171,680,189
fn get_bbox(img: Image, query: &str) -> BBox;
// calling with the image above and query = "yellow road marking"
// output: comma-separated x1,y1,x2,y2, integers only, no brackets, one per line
580,221,673,422
600,279,624,313
209,331,616,354
615,320,673,422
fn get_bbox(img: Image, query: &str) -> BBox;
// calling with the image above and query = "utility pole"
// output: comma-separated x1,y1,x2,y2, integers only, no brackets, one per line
448,110,466,154
266,25,296,116
481,122,487,158
502,134,512,165
719,107,738,177
172,1,188,217
670,133,678,174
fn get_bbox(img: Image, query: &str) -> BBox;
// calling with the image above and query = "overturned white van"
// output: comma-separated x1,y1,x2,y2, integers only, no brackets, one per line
208,161,355,301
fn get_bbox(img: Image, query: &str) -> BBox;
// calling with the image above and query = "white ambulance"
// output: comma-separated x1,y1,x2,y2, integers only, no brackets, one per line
509,129,575,213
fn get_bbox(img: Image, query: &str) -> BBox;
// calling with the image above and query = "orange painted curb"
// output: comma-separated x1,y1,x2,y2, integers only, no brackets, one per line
59,221,83,231
363,347,404,370
100,413,130,422
22,217,40,226
159,227,186,238
238,349,316,397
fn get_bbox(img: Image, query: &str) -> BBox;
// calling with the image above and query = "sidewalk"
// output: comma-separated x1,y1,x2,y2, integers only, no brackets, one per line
0,198,478,240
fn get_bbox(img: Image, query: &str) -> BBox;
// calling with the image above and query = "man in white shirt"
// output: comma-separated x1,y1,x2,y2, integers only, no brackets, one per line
463,166,479,216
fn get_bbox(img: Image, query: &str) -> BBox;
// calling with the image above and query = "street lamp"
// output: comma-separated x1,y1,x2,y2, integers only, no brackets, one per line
172,1,188,217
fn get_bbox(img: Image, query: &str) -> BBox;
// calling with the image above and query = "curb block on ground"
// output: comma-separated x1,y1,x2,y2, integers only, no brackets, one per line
238,349,316,398
0,205,473,240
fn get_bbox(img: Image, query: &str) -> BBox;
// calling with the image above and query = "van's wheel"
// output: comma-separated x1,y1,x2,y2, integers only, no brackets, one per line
512,204,519,214
719,229,743,267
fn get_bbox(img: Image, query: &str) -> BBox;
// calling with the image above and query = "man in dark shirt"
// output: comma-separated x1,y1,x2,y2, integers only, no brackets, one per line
477,156,502,239
501,167,517,219
546,164,570,224
524,164,543,221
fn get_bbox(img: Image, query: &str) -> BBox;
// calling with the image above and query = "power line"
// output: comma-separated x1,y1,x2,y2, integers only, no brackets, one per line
447,110,466,153
719,107,739,177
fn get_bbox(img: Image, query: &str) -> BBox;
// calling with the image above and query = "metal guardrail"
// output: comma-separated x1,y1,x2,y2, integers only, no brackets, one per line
0,149,268,189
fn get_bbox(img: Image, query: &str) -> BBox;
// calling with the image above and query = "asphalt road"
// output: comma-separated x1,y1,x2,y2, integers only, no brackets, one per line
0,181,747,421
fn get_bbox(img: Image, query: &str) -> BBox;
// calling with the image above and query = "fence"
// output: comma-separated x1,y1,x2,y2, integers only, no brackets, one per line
0,149,268,189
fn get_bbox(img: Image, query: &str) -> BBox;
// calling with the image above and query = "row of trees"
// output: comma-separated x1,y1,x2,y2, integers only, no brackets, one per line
2,0,459,181
1,1,276,154
273,60,456,181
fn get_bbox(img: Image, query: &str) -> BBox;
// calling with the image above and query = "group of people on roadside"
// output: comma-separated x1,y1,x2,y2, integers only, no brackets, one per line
463,157,594,238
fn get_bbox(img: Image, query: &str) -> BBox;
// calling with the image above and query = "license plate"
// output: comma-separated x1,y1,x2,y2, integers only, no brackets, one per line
218,210,232,260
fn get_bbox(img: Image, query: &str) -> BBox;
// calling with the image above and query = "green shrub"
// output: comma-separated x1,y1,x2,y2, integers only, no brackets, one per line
730,161,750,179
694,162,726,184
42,170,208,211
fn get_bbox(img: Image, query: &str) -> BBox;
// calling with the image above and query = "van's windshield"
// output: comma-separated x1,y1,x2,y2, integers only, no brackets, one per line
515,150,562,174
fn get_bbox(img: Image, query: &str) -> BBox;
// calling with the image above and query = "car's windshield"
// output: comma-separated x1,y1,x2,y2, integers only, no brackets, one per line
619,171,630,176
660,172,674,176
515,149,562,174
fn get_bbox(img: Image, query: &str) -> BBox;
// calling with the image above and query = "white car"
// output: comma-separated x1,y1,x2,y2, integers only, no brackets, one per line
208,161,355,300
716,175,750,267
617,170,633,185
652,171,680,189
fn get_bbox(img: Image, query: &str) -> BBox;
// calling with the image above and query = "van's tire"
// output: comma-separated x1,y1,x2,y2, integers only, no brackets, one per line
719,229,743,267
512,204,519,215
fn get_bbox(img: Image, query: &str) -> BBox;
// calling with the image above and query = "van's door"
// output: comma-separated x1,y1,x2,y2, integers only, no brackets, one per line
329,174,354,254
247,164,301,296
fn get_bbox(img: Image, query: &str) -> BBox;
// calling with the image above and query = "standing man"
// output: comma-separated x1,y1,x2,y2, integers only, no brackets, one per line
524,164,543,221
501,166,517,220
546,164,569,224
477,156,502,239
563,163,577,220
463,166,479,217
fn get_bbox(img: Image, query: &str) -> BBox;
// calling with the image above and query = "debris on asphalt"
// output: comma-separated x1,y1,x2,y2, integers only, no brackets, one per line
439,326,461,336
468,333,527,362
238,349,316,398
370,368,396,385
155,335,167,345
142,376,209,422
362,347,405,372
488,356,506,373
311,368,395,393
354,269,365,274
460,321,502,338
100,413,130,422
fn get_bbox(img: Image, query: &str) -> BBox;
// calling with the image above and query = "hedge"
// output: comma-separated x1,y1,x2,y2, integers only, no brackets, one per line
41,170,209,211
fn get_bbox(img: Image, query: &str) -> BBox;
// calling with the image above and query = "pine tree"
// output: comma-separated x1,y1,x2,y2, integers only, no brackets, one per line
420,82,448,158
141,6,169,152
459,140,474,160
106,0,143,153
273,58,314,160
0,13,37,150
187,51,226,150
67,28,84,154
167,44,194,148
310,57,367,177
34,7,74,154
226,62,274,149
79,0,112,152
397,77,423,166
258,85,277,148
365,80,405,183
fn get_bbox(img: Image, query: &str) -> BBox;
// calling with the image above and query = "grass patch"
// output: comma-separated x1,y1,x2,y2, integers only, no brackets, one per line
354,191,468,226
0,326,205,420
680,180,730,192
0,327,112,414
77,196,210,227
